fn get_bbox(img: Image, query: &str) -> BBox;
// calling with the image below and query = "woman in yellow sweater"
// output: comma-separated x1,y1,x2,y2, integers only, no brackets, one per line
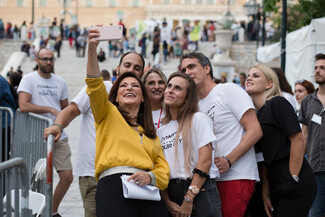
86,27,170,217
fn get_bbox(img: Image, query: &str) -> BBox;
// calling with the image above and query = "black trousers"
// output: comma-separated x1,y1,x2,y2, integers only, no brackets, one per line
96,173,169,217
267,158,317,217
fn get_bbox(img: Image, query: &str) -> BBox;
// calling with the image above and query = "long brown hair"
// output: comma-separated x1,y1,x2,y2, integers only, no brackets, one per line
163,72,198,176
108,72,156,139
272,67,294,95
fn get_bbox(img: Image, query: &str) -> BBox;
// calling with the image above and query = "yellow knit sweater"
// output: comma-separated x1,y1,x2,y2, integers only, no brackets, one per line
86,77,170,190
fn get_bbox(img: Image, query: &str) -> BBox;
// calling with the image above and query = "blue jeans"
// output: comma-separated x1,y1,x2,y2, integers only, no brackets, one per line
309,172,325,217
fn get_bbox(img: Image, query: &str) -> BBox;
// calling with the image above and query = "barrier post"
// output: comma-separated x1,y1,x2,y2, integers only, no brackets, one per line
0,157,32,217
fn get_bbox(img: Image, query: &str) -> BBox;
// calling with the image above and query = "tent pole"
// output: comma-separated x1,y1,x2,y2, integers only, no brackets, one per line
281,0,287,72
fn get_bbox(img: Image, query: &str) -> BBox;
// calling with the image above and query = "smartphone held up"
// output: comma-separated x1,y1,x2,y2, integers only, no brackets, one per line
94,25,123,41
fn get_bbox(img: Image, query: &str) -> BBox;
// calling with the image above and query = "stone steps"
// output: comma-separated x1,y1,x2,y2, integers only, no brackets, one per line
0,40,24,72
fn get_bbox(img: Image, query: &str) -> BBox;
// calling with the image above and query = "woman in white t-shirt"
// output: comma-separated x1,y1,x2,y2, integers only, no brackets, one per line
142,69,167,130
157,72,222,217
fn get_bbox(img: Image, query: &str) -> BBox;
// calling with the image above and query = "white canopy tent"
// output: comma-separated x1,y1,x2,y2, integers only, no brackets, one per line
257,17,325,89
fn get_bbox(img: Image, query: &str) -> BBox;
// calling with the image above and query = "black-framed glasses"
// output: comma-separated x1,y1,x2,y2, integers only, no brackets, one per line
295,79,306,85
38,57,56,62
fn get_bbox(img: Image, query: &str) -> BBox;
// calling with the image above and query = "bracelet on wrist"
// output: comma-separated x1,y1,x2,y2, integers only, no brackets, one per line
186,192,193,199
192,168,210,179
223,156,232,168
184,196,193,203
52,123,63,133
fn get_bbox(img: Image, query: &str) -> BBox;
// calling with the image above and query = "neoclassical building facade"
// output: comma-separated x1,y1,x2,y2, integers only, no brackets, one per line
0,0,249,28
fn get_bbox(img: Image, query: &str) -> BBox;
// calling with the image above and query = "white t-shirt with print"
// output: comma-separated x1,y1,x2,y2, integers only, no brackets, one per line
157,112,219,180
152,108,165,130
17,71,69,140
199,83,259,182
72,81,113,177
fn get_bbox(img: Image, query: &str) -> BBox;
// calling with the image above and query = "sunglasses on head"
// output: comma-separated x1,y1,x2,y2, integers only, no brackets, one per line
295,79,306,85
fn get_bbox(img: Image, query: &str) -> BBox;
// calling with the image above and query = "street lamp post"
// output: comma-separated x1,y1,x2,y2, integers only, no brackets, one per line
243,0,260,60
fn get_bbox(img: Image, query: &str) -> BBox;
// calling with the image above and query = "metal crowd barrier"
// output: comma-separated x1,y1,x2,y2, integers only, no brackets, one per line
11,110,54,217
0,157,32,217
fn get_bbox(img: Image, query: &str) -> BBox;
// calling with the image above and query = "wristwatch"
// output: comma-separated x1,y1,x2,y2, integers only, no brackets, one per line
189,185,200,194
292,175,299,182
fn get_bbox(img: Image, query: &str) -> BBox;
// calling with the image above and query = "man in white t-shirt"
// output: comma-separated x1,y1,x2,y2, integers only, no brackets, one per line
43,51,145,217
179,52,263,217
18,48,73,217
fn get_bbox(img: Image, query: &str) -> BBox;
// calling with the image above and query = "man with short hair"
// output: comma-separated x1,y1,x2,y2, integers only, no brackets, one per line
180,52,263,217
299,53,325,217
18,48,73,217
44,38,145,216
239,72,246,89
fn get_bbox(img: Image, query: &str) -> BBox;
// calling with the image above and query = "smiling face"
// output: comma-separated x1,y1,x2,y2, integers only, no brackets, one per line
295,84,308,104
144,72,166,105
245,67,272,96
116,77,143,108
164,76,188,109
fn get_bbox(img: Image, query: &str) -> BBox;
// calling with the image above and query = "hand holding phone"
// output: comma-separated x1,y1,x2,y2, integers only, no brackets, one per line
94,25,123,41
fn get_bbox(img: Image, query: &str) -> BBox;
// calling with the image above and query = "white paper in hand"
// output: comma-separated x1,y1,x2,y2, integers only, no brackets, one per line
121,175,161,201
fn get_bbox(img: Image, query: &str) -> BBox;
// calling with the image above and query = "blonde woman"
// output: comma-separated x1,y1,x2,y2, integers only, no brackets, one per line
245,65,316,217
158,72,222,217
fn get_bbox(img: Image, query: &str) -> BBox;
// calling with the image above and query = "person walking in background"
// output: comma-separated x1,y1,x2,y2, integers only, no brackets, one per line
20,21,27,41
294,79,315,113
55,36,63,58
272,67,296,111
158,72,222,217
299,53,325,217
152,32,160,61
0,19,4,39
18,48,73,217
180,52,262,217
246,64,316,217
140,33,147,58
142,69,167,129
163,41,169,63
29,45,37,61
77,33,87,58
128,33,136,52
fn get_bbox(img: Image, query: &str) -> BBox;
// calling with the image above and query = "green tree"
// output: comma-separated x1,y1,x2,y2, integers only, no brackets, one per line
264,0,325,32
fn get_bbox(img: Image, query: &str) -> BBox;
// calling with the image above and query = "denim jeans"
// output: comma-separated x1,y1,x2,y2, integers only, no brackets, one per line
309,172,325,217
167,178,222,217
